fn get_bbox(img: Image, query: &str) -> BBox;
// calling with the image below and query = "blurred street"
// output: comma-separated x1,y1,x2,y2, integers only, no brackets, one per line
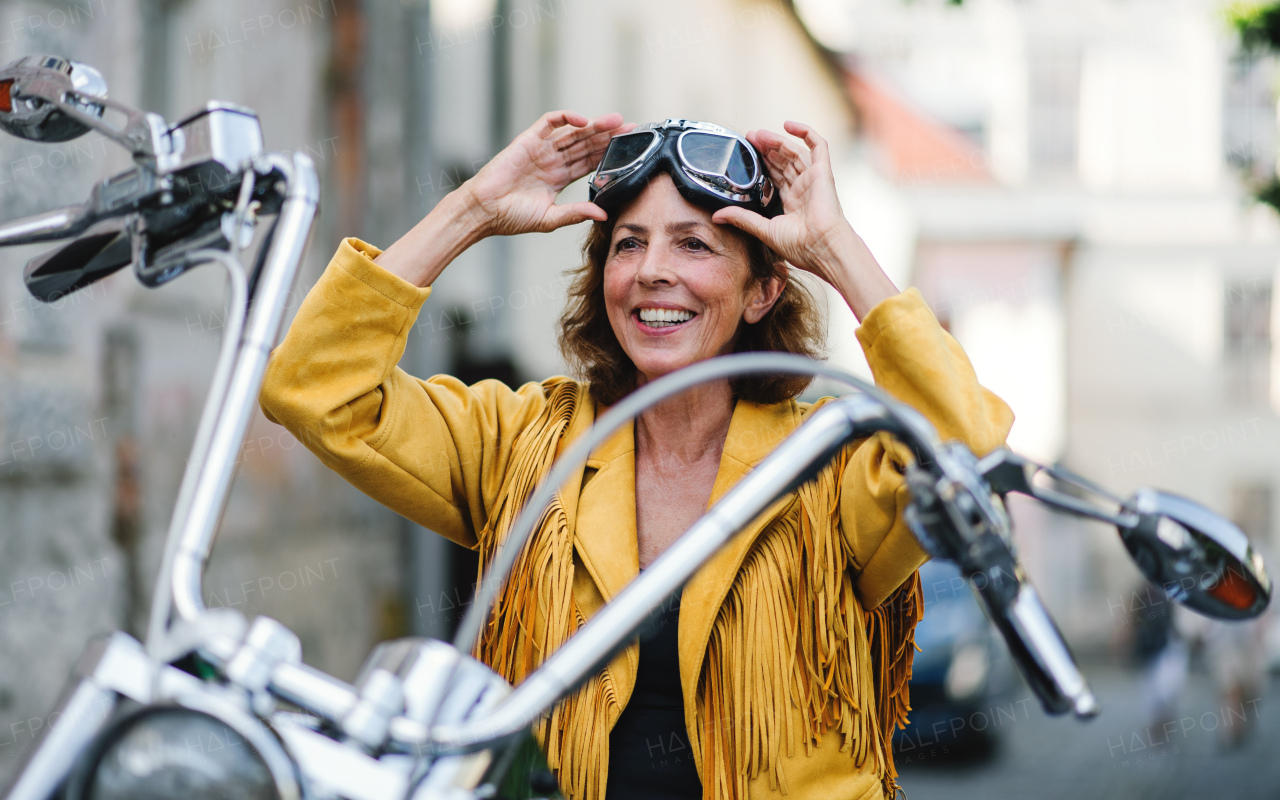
899,664,1280,799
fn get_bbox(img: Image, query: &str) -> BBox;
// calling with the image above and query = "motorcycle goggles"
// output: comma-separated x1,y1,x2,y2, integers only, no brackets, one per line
588,119,783,219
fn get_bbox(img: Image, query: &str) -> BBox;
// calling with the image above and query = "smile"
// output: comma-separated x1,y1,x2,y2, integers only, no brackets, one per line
635,307,697,330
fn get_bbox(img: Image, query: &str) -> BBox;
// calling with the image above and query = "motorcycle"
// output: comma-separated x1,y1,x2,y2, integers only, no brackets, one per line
0,54,1270,800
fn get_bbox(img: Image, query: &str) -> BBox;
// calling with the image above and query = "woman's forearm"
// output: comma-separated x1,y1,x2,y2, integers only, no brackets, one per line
373,185,490,288
821,228,900,322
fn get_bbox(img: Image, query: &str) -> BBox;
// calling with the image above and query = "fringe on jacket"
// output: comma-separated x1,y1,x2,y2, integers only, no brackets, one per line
474,382,923,800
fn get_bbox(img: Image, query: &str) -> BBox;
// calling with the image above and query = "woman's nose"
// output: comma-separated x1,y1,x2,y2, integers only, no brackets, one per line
635,247,676,286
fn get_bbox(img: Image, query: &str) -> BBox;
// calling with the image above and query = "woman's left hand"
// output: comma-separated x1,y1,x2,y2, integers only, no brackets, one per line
712,121,898,319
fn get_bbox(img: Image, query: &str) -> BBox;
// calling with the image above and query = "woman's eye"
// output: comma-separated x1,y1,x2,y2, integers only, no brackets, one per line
684,238,709,252
614,237,641,253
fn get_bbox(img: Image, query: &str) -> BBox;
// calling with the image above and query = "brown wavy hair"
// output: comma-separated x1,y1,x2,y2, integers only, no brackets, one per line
557,217,826,407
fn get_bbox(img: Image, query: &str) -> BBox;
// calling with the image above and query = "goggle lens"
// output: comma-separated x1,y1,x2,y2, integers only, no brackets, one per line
599,131,658,173
680,132,757,186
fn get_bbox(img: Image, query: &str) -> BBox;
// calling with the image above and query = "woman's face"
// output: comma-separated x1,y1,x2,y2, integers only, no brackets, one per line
603,173,782,386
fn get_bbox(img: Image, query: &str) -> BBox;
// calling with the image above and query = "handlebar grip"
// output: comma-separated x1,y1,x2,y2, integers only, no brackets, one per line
23,219,131,301
985,581,1099,719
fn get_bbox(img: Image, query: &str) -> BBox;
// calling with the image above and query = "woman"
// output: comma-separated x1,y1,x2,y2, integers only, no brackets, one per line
259,111,1014,800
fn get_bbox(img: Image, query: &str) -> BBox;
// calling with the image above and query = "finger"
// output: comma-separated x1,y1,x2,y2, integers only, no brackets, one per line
551,112,626,151
775,136,812,170
587,122,639,155
763,144,800,176
747,130,796,189
542,201,607,231
784,120,830,165
768,145,808,184
564,148,613,183
782,120,812,142
591,112,627,133
711,206,771,242
560,122,641,176
762,146,802,188
749,128,788,152
757,127,809,172
565,148,611,178
573,122,638,152
556,124,624,161
533,109,591,139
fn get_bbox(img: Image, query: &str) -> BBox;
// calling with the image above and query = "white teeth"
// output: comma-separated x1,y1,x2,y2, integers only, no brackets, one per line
638,307,694,326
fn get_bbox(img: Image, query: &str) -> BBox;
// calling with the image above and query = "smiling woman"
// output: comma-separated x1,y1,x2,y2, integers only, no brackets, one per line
258,110,1015,800
560,172,823,407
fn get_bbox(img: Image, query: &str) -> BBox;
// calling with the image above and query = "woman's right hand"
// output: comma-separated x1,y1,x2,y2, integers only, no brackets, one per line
375,110,629,287
464,110,632,237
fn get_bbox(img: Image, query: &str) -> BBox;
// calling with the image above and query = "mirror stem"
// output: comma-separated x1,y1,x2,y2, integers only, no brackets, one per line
979,450,1139,528
14,87,166,162
1026,485,1138,528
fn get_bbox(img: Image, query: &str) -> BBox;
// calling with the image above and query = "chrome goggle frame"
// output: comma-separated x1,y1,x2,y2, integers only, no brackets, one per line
589,118,775,208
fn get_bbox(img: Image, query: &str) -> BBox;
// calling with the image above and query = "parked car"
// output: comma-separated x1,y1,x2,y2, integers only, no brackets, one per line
894,560,1015,761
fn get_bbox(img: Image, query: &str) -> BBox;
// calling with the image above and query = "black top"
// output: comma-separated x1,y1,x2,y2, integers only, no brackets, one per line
604,589,702,800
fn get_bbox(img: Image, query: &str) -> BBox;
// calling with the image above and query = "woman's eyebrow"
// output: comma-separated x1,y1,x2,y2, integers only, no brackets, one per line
667,219,722,244
615,219,720,241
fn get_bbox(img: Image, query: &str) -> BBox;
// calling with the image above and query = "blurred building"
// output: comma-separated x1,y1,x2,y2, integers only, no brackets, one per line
793,0,1280,645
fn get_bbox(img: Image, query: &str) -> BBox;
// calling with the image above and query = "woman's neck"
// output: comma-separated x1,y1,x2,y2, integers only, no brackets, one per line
634,377,735,468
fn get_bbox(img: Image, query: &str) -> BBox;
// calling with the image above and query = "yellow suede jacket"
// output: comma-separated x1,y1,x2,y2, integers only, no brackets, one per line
259,238,1015,800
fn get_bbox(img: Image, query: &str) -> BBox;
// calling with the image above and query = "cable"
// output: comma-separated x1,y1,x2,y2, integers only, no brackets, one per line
229,170,257,263
452,352,892,654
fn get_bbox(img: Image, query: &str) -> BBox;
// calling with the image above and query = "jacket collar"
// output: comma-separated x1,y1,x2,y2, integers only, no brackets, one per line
571,397,801,592
569,394,805,710
571,417,638,603
676,399,801,717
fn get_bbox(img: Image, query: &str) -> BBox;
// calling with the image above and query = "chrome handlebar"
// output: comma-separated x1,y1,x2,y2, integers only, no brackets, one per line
433,393,899,750
168,384,1096,754
0,56,318,656
258,379,1099,752
0,204,95,245
0,54,326,800
167,152,318,623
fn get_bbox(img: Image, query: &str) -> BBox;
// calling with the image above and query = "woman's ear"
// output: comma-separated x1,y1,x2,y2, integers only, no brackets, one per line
743,275,785,324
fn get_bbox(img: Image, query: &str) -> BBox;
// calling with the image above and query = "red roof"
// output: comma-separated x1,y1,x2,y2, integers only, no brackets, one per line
844,70,991,186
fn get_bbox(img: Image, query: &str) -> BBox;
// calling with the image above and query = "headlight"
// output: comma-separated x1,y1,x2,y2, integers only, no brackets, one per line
65,699,299,800
944,642,990,701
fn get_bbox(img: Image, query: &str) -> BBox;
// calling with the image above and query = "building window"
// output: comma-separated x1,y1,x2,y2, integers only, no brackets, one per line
1224,278,1272,403
1223,53,1277,183
1029,47,1081,175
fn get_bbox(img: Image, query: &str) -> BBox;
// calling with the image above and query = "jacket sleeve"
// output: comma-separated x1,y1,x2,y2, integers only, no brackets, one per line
840,288,1015,609
258,237,553,548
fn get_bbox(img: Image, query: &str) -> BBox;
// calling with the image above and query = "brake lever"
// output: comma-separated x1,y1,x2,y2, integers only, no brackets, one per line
907,445,1099,719
978,449,1138,528
975,449,1037,496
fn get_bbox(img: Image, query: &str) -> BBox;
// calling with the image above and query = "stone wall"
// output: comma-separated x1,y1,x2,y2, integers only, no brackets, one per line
0,0,412,782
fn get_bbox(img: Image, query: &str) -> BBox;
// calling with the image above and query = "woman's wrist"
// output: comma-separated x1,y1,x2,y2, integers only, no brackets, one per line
373,186,490,288
820,230,899,322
